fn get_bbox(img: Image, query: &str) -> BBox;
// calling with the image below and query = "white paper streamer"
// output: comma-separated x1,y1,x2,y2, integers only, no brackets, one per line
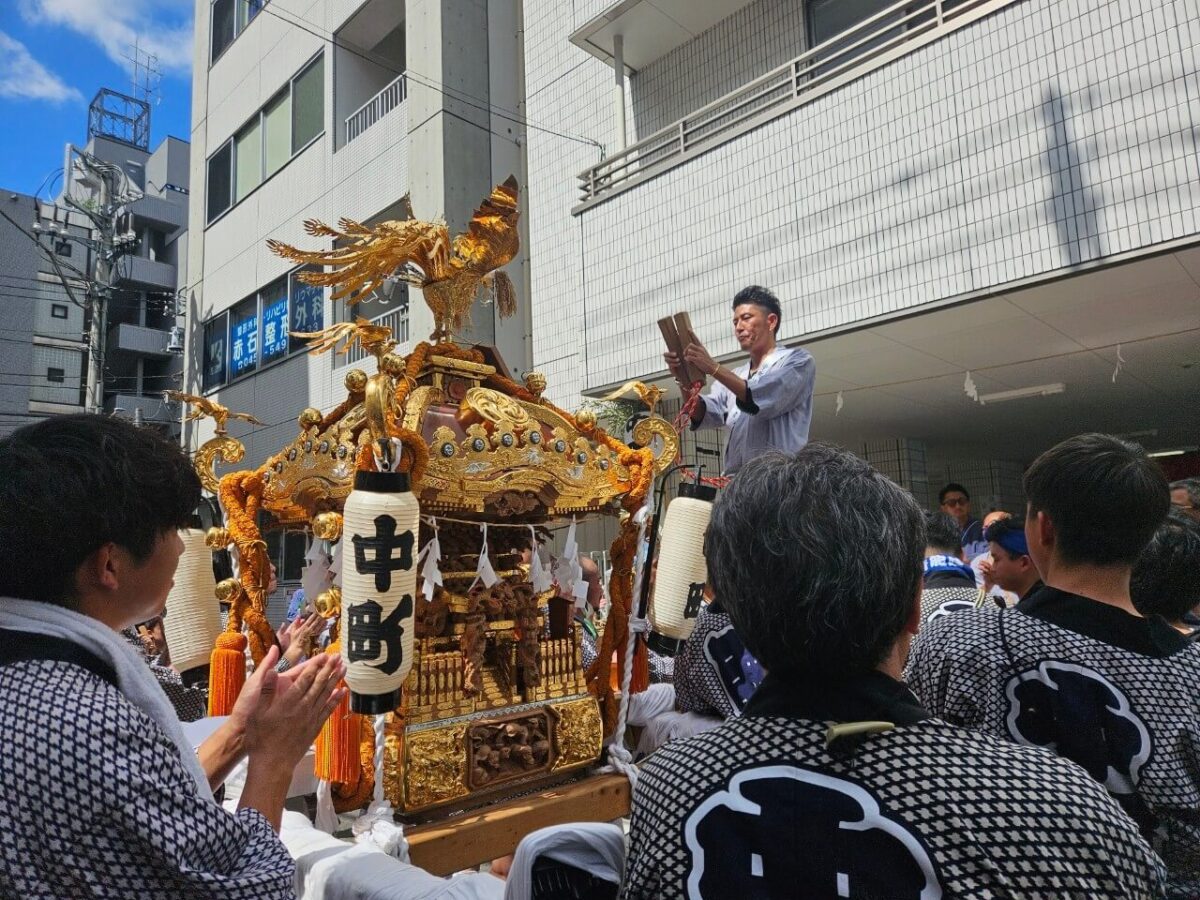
328,539,344,587
529,526,554,593
474,524,499,589
301,537,332,607
964,370,979,402
1112,343,1125,383
835,390,844,416
417,522,443,602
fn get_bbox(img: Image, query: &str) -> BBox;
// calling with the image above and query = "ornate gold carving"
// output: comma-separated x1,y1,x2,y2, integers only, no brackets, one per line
195,435,246,494
464,387,532,430
468,709,553,790
312,511,343,541
632,415,680,476
166,391,263,436
364,372,394,453
314,586,341,619
205,527,231,549
344,368,368,393
403,722,470,810
214,578,240,604
551,697,604,772
298,407,323,429
523,371,546,399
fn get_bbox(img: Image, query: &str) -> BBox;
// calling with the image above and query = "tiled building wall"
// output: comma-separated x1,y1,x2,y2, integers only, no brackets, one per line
544,0,1200,392
630,0,808,138
190,0,413,467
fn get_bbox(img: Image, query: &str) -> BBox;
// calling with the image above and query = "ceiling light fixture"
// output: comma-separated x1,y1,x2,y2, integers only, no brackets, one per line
977,383,1066,405
1147,447,1197,459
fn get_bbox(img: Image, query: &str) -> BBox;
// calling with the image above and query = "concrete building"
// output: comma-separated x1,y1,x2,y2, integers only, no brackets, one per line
0,93,190,438
524,0,1200,510
187,0,1200,577
186,0,529,613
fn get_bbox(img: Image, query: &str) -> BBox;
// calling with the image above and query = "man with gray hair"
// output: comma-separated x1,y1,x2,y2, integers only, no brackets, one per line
621,445,1164,899
1171,478,1200,522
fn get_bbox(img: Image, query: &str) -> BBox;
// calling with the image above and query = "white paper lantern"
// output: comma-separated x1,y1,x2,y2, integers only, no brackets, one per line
162,528,222,673
649,483,716,642
341,470,421,714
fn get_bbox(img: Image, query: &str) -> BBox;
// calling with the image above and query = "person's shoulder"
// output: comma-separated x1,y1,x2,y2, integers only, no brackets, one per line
777,346,813,366
917,601,1005,649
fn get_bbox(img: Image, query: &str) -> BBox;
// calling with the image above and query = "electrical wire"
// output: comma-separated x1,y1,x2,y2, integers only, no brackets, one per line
241,0,604,154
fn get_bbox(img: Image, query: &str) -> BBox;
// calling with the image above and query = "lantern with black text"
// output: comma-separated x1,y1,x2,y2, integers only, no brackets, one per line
340,470,420,714
163,529,223,673
649,482,716,643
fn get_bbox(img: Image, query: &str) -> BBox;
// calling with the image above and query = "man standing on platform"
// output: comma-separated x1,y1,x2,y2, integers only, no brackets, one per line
664,286,815,475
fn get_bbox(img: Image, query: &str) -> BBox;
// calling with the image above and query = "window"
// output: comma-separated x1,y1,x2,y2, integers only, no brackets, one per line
203,311,229,391
291,55,324,153
207,140,233,222
230,296,259,378
50,304,68,320
206,52,323,224
289,269,324,352
46,367,65,384
805,0,965,75
211,0,235,62
54,240,72,257
260,277,289,363
283,531,307,582
202,268,325,390
262,90,291,178
235,118,262,201
212,0,264,63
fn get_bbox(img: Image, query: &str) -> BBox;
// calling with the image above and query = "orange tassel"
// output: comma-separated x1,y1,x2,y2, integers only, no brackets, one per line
630,638,650,693
314,641,359,784
207,631,247,716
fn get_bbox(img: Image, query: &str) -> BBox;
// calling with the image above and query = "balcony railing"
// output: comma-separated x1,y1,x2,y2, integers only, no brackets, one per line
345,73,407,146
574,0,1017,211
342,305,410,365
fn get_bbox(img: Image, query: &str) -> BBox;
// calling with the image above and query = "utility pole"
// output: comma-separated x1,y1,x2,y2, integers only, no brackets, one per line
40,148,141,414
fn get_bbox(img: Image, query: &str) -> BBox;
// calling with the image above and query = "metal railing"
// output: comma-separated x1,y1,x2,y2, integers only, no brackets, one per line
344,73,407,146
342,305,410,365
575,0,1016,210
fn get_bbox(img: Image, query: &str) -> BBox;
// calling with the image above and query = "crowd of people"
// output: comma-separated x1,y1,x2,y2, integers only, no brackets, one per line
2,373,1199,895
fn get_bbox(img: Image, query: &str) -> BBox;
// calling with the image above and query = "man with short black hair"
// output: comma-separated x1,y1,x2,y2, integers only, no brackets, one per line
0,415,344,897
918,511,980,625
1131,512,1200,632
909,433,1200,894
938,482,986,559
1171,478,1200,522
621,445,1164,898
983,514,1043,603
664,286,814,475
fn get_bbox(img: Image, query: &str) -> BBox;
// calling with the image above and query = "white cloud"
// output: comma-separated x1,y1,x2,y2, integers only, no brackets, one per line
0,31,84,103
19,0,194,77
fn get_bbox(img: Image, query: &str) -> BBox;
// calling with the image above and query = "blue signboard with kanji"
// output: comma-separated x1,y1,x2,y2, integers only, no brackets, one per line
289,276,324,353
230,312,258,377
262,295,289,362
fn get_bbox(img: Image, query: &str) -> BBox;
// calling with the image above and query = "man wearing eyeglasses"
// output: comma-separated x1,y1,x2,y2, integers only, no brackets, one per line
938,483,987,560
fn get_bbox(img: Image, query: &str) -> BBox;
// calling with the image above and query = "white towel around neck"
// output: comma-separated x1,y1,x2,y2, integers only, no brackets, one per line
0,596,215,801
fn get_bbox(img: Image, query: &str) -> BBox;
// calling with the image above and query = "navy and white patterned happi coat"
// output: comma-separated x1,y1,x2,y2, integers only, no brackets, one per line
908,586,1200,897
622,671,1166,899
0,656,295,898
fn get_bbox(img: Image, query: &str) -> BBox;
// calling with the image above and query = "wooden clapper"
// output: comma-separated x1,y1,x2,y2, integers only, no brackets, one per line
658,312,708,388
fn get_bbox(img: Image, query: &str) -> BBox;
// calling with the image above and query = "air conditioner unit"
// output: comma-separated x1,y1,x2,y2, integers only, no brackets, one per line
166,325,185,353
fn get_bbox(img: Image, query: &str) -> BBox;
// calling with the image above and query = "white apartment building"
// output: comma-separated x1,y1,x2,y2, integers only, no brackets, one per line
188,0,1200,577
186,0,531,600
523,0,1200,508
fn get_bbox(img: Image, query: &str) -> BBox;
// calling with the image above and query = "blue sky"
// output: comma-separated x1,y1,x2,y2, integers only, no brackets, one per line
0,0,194,196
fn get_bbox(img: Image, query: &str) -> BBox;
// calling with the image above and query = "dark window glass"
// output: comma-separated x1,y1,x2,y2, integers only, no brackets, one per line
283,531,307,582
289,269,324,353
203,312,228,390
260,278,289,363
229,296,259,378
206,141,233,223
47,367,65,383
211,0,235,62
50,304,69,319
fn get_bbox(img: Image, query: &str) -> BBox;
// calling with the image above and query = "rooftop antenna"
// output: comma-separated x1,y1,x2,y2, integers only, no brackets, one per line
123,37,162,108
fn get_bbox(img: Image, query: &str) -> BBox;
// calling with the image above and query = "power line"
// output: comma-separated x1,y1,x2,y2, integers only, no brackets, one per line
244,0,605,154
